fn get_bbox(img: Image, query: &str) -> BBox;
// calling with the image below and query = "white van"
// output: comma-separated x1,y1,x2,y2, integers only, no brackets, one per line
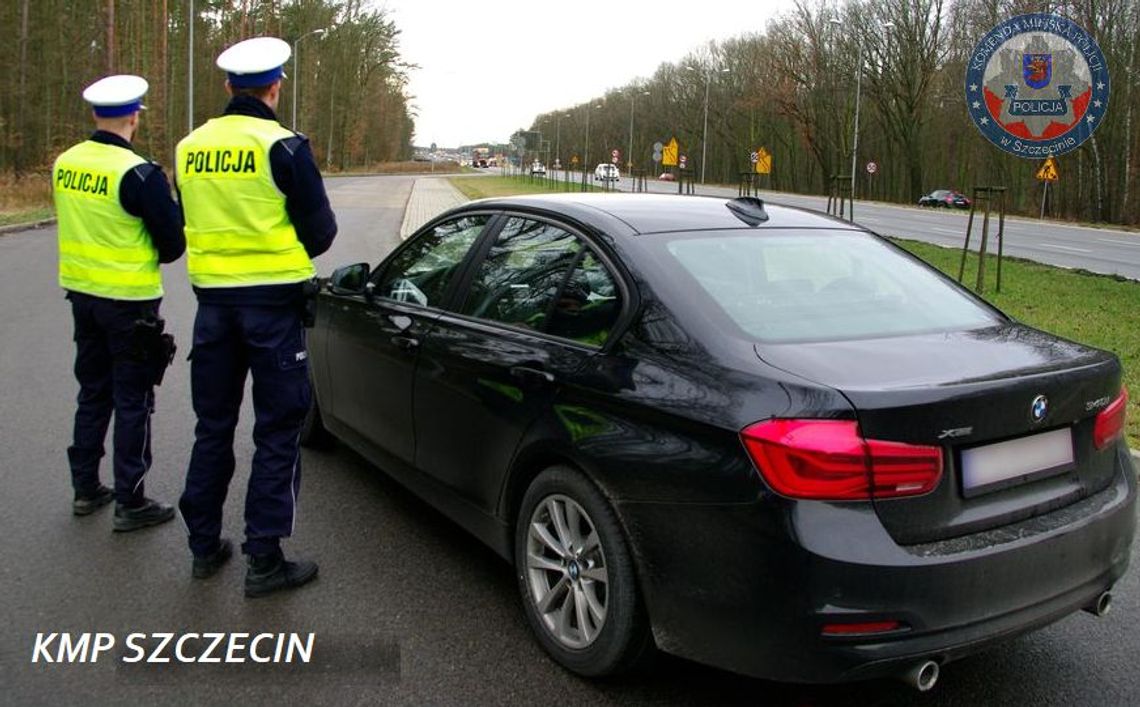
593,163,620,182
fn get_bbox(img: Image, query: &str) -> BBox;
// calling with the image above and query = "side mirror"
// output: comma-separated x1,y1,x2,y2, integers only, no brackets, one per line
329,263,371,294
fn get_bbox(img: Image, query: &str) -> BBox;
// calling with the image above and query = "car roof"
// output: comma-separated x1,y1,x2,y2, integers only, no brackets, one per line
459,193,856,236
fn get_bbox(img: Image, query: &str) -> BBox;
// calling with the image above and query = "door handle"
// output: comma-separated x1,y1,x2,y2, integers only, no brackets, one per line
510,366,555,386
392,335,419,353
388,314,413,331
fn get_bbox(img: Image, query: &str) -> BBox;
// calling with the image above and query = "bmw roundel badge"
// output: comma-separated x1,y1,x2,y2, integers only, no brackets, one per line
1030,395,1049,423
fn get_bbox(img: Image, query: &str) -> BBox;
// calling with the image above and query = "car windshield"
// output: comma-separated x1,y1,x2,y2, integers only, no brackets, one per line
654,229,1001,343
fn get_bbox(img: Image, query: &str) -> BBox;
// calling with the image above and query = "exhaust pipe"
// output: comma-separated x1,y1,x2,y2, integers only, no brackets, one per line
899,660,940,692
1083,591,1113,617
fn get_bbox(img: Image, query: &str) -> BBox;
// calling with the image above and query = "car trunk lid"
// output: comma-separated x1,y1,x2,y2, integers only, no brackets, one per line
755,324,1123,544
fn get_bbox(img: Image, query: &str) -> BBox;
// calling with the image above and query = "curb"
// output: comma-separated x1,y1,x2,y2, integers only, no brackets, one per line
0,218,56,235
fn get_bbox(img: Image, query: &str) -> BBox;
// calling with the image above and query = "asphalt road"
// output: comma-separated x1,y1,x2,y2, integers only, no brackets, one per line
543,169,1140,280
2,173,1138,706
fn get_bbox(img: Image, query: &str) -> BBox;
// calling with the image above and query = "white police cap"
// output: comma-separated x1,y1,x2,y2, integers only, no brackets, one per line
82,75,148,118
216,37,292,88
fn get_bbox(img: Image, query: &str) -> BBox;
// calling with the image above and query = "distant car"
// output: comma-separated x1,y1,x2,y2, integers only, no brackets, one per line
919,190,971,209
531,162,547,176
593,163,620,182
658,172,675,182
307,193,1134,687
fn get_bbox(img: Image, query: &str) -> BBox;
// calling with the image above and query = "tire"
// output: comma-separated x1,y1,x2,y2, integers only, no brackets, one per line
299,384,334,449
514,465,653,676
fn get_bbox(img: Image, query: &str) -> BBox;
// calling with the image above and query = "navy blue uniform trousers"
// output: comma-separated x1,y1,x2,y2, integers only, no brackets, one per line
67,292,157,505
179,303,311,557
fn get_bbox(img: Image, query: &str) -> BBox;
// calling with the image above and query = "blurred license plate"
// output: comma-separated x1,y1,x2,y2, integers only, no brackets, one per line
960,427,1074,497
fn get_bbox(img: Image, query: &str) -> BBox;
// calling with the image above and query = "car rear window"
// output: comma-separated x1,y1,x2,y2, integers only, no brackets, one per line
657,230,1001,342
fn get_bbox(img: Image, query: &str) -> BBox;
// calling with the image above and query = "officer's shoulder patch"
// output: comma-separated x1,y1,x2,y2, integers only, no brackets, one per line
278,135,308,157
130,162,158,183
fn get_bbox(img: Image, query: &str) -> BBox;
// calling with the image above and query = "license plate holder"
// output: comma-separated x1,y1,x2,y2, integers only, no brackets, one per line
959,427,1074,498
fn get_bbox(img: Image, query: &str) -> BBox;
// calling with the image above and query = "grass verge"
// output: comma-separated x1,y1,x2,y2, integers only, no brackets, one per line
328,161,464,176
449,174,603,200
894,239,1139,448
0,206,54,227
0,172,53,227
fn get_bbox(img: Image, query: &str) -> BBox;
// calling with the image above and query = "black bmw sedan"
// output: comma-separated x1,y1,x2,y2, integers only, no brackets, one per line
918,189,971,208
304,193,1134,688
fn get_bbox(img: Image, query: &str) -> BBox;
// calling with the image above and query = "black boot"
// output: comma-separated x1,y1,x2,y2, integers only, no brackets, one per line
244,550,319,598
112,498,175,532
192,538,234,579
73,484,114,516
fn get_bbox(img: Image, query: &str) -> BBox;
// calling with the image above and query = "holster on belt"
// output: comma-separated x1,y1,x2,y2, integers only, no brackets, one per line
130,316,177,386
300,278,321,328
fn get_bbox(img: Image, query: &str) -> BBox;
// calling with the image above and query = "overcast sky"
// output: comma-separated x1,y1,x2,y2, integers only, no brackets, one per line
378,0,799,148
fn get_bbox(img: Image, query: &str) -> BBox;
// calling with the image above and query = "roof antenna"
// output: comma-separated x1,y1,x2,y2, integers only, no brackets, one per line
726,197,769,226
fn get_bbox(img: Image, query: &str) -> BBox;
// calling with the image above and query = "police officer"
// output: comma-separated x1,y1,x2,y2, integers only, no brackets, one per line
55,75,185,529
176,37,337,596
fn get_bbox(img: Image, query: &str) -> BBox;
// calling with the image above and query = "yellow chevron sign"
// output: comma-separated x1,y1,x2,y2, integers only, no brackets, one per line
662,138,679,167
755,147,772,175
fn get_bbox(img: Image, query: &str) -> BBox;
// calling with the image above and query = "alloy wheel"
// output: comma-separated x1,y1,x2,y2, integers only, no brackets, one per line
525,494,609,649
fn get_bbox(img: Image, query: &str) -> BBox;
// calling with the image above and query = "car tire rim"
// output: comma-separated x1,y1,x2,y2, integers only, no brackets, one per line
525,494,608,650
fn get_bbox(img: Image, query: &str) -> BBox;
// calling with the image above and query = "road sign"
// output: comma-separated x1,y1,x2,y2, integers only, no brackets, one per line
750,151,758,164
571,154,579,165
1036,156,1059,182
866,161,878,175
679,154,688,169
662,138,679,167
754,146,771,175
653,141,664,152
652,150,662,163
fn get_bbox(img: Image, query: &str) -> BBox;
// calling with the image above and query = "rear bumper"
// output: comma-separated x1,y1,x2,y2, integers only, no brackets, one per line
616,446,1136,683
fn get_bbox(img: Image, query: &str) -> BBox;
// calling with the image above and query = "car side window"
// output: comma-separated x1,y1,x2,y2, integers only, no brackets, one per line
374,215,489,307
460,217,581,330
545,250,622,347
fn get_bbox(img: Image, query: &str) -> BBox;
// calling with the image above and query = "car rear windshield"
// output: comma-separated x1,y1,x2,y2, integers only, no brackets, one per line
656,229,1001,342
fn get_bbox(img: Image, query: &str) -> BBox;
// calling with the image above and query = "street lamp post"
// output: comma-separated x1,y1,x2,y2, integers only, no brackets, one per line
627,89,650,181
584,102,601,177
188,0,194,132
830,20,893,204
292,28,326,130
686,65,729,184
556,112,570,172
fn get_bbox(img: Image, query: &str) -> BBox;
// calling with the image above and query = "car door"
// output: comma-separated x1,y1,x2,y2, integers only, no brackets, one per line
323,213,494,465
413,214,627,512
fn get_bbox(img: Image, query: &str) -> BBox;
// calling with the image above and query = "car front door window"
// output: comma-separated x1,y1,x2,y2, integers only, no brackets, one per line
375,215,490,307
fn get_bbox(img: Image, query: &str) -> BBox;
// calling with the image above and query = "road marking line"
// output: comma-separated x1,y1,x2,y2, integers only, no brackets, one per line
931,227,959,234
1038,244,1092,253
1097,238,1140,246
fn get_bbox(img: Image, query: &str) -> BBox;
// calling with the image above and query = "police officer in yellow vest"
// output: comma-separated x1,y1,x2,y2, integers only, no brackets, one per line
55,75,185,529
176,37,337,596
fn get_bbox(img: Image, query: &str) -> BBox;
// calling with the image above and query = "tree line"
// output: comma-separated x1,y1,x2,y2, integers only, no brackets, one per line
529,0,1140,225
0,0,414,179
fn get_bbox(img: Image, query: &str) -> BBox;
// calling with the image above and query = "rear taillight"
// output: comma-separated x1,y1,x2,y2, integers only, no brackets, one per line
740,419,943,500
1093,387,1128,450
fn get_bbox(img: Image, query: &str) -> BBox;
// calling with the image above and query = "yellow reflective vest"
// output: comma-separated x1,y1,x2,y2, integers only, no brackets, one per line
54,141,162,300
176,115,315,288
